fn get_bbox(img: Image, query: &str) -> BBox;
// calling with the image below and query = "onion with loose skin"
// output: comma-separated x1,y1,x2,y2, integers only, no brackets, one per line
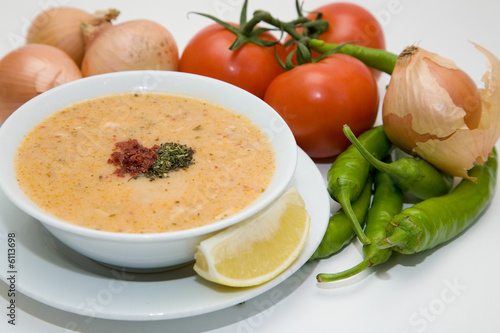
383,44,500,180
0,44,82,124
81,19,179,76
26,7,119,66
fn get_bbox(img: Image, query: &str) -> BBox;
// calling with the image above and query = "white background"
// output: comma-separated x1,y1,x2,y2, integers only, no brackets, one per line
1,0,500,332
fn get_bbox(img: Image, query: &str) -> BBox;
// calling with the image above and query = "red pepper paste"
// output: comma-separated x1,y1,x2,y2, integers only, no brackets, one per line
108,139,159,177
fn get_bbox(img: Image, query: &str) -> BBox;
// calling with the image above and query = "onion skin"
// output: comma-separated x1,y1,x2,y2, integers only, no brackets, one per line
382,44,500,180
0,44,82,124
27,7,94,66
81,19,179,76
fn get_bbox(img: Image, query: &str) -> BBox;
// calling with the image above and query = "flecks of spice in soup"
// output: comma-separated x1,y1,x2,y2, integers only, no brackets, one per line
15,93,276,233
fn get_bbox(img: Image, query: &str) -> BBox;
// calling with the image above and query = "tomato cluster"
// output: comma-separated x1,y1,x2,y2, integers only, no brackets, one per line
179,2,385,159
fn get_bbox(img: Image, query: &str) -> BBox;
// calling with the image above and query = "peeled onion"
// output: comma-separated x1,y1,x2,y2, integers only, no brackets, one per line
382,44,500,180
81,19,179,77
0,44,82,124
26,7,119,66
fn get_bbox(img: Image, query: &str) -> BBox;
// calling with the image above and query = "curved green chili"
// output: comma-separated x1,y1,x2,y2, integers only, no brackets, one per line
317,165,403,282
310,174,373,261
327,126,392,245
343,125,454,200
378,148,498,254
308,39,398,74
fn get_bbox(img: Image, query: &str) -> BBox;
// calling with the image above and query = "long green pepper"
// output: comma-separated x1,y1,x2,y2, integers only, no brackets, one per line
343,125,454,200
327,126,392,244
317,166,403,282
378,148,498,254
309,174,373,261
308,39,398,75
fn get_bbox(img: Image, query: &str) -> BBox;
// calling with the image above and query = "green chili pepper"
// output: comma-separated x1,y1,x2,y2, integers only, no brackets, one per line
327,126,392,245
309,174,373,261
377,148,497,254
317,165,404,282
308,39,398,75
343,125,454,200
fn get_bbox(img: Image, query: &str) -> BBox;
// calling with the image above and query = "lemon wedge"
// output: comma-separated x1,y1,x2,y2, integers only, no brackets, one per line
193,188,310,287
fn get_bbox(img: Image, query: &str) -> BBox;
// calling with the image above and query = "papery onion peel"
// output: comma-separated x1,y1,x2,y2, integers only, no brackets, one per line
382,43,500,180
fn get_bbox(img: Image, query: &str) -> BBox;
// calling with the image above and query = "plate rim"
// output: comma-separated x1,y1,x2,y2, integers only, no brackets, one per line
0,147,330,321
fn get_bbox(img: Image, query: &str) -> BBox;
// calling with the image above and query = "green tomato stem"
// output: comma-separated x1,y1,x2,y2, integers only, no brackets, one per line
308,39,398,74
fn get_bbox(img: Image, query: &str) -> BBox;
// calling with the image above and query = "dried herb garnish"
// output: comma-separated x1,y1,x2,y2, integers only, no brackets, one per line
144,142,195,181
108,139,194,181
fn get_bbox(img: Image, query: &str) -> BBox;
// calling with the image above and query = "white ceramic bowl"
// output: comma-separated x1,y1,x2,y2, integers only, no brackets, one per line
0,70,297,270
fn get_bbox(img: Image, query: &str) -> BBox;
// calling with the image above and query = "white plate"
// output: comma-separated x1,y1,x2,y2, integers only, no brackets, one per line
0,147,330,321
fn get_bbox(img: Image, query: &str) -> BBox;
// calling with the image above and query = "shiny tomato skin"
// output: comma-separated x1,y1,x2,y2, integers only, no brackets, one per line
310,2,385,51
179,23,286,99
264,54,379,159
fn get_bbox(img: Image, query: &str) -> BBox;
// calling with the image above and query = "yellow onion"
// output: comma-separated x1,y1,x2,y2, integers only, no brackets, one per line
26,7,119,66
0,44,82,124
81,19,179,77
383,43,500,180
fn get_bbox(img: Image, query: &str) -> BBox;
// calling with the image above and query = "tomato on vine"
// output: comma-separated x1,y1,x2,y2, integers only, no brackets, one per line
179,23,285,99
309,2,385,51
306,2,385,78
180,0,382,158
285,2,386,77
178,1,286,99
264,54,379,159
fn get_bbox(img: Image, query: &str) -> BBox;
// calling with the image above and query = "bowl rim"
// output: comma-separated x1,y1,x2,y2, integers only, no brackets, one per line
0,70,298,242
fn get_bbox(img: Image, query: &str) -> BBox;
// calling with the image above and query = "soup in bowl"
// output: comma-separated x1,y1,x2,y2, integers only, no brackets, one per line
0,71,297,269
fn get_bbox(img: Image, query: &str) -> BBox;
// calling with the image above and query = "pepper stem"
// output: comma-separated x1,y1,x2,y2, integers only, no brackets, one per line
317,259,371,282
343,125,395,178
376,227,409,249
337,189,371,245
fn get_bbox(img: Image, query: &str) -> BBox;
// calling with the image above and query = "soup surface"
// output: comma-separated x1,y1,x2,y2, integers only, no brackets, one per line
15,93,275,233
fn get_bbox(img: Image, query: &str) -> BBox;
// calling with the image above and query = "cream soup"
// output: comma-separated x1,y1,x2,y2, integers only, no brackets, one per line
15,93,275,233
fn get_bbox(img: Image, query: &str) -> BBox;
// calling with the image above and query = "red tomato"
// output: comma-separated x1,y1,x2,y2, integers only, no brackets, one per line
264,54,379,159
310,2,385,51
179,23,286,99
